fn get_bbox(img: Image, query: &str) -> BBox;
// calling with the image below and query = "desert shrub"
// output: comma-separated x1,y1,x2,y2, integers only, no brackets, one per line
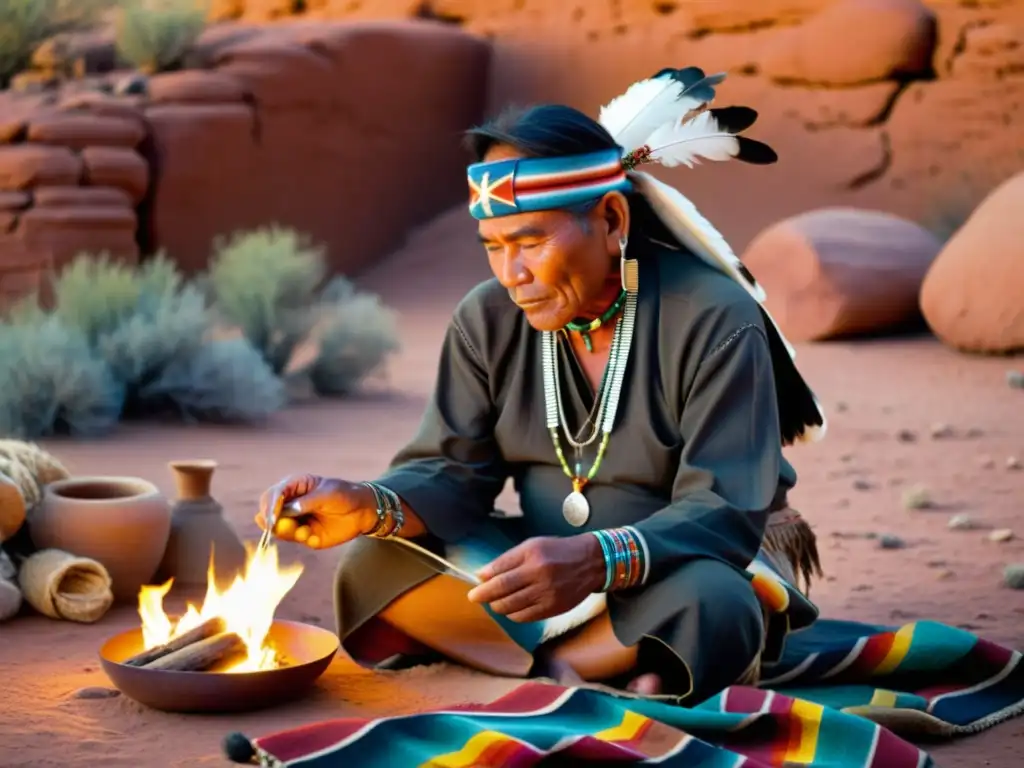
139,338,285,423
310,283,400,396
206,226,326,375
205,227,400,395
0,317,122,438
0,0,110,86
114,0,206,75
50,253,209,416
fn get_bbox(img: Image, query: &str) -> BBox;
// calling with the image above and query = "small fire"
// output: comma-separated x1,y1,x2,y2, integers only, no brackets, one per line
138,543,304,672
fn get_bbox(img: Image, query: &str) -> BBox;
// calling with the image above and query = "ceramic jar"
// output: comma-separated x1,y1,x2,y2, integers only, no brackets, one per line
31,477,171,602
158,460,247,591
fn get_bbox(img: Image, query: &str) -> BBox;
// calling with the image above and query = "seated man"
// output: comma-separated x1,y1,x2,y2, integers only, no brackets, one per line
257,67,825,703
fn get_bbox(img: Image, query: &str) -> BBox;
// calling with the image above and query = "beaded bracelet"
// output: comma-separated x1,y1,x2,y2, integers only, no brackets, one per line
591,526,648,592
361,482,405,538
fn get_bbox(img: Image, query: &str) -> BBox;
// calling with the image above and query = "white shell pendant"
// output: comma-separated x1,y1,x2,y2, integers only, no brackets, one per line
562,490,590,527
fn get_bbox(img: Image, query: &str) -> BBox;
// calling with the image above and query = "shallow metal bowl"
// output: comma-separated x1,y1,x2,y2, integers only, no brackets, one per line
99,619,339,713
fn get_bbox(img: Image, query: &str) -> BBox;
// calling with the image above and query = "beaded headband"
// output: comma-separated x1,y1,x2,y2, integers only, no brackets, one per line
467,148,632,220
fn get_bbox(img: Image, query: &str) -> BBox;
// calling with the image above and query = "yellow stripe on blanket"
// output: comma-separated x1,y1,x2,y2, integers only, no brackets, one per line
593,710,651,743
785,698,824,764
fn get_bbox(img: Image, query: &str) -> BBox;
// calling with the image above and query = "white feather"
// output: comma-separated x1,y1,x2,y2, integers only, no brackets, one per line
644,111,741,169
598,77,708,154
631,171,769,306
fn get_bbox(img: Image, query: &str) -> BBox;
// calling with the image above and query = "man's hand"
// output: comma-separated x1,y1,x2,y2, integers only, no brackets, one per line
255,474,379,549
466,534,606,623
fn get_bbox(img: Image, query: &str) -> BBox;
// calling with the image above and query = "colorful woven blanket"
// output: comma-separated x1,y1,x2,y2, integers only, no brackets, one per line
233,619,1024,767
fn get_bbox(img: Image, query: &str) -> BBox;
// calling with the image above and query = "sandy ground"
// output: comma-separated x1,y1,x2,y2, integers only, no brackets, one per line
1,207,1023,767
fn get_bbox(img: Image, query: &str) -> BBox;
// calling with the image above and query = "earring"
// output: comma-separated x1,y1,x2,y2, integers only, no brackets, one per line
619,236,638,293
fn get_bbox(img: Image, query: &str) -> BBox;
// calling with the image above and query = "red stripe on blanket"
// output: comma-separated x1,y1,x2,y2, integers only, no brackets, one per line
869,724,929,767
444,682,573,715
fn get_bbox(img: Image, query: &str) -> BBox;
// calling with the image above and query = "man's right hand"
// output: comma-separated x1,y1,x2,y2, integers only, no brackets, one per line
255,474,380,550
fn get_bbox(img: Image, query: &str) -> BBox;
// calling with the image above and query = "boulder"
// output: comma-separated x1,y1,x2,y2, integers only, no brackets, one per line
920,172,1024,353
741,208,942,341
27,114,146,150
0,145,83,190
80,147,150,204
760,0,937,86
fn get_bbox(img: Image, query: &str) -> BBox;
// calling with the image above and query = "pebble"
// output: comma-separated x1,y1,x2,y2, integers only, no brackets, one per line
948,514,976,531
937,569,957,581
989,528,1014,543
1007,370,1024,389
878,534,906,549
1007,456,1022,471
895,429,917,443
71,687,120,700
930,422,955,439
852,478,873,491
1003,564,1024,590
902,485,933,510
835,401,849,413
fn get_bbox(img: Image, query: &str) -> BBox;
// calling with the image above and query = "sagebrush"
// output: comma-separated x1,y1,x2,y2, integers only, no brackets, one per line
114,0,206,74
0,0,110,86
206,226,400,395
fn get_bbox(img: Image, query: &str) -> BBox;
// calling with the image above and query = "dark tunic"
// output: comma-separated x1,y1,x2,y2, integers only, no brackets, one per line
334,238,803,702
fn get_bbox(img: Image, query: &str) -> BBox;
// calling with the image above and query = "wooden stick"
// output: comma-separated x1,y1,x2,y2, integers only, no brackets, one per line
123,616,227,667
142,631,247,672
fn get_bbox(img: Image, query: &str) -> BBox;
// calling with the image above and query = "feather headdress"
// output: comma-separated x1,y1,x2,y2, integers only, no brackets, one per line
597,67,827,445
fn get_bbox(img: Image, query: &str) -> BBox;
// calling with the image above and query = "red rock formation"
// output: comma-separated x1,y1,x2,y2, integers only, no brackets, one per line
919,171,1024,353
0,20,490,301
742,208,942,341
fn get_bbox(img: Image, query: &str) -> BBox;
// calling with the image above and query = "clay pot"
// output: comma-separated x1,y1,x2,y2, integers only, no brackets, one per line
158,460,246,591
31,477,171,603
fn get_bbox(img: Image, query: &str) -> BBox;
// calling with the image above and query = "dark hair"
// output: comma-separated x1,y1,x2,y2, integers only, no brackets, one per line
464,105,678,245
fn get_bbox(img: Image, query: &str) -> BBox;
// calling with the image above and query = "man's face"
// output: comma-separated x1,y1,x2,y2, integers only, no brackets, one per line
476,145,614,331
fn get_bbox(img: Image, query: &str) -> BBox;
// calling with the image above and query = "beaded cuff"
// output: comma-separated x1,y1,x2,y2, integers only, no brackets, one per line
361,481,405,538
592,526,649,592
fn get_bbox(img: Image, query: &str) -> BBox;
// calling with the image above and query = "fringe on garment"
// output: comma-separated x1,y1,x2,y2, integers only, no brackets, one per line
762,508,823,596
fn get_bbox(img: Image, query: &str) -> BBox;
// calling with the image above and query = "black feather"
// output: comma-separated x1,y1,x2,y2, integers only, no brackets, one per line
680,73,726,104
652,67,726,104
653,66,706,85
760,308,825,446
708,106,758,134
737,261,759,288
735,137,778,165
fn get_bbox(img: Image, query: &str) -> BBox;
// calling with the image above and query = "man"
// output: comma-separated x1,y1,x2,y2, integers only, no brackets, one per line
258,67,824,703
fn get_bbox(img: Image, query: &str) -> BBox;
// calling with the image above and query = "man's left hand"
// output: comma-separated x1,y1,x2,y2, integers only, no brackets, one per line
466,534,606,623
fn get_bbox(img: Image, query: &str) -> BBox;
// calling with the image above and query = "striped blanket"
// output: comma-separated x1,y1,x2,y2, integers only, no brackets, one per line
238,619,1024,767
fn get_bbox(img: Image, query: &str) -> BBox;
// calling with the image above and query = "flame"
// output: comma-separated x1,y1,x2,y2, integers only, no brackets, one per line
138,543,304,672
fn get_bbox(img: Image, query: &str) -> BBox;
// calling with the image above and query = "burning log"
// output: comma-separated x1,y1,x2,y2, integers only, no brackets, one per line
143,631,247,672
123,617,227,667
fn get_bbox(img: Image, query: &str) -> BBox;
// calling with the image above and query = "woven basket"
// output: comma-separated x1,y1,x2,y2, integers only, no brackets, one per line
20,549,114,623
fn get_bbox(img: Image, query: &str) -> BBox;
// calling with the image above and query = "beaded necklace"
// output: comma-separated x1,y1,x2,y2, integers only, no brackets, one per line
542,290,638,526
563,289,628,352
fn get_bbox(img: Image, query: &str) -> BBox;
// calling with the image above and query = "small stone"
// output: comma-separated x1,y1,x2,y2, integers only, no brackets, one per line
852,478,873,491
902,485,933,510
840,453,854,463
895,429,917,442
1003,564,1024,590
965,427,984,439
835,401,849,413
1007,456,1022,471
978,456,996,469
948,514,976,531
71,687,120,700
937,569,956,581
989,528,1014,543
878,534,906,549
1007,370,1024,390
852,583,873,591
926,559,947,568
930,422,955,439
